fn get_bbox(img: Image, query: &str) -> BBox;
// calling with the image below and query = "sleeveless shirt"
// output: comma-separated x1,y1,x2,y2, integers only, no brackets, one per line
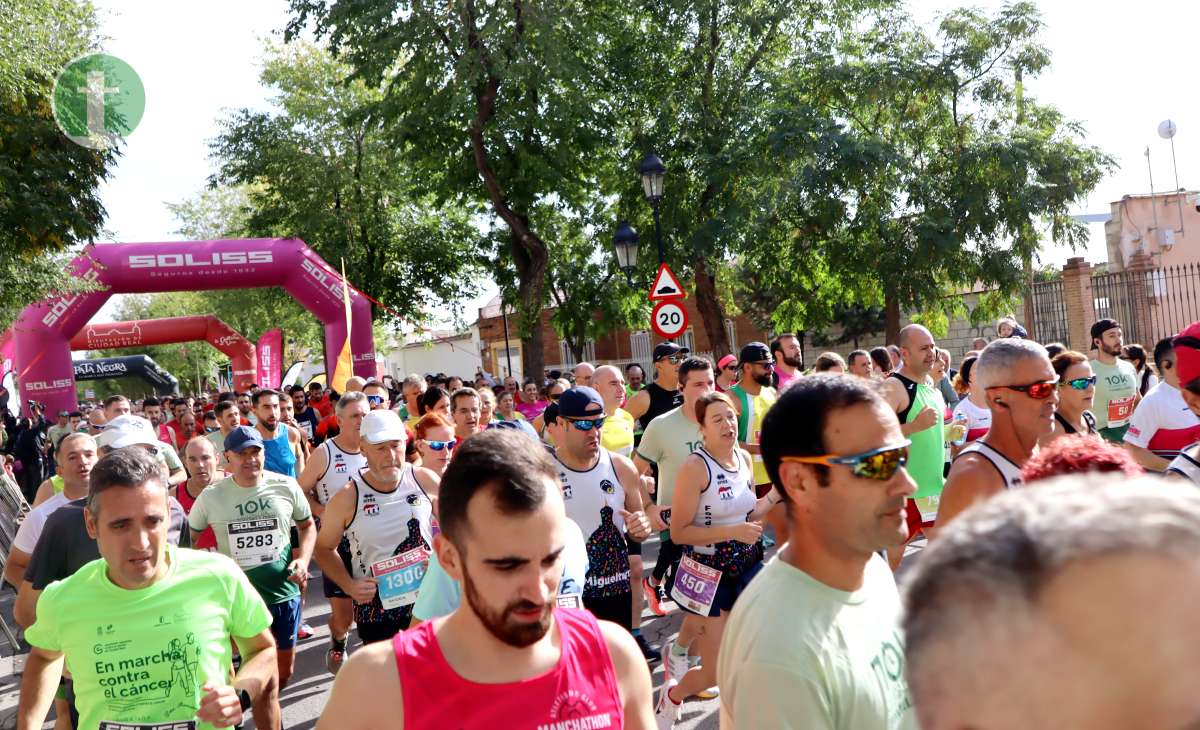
728,384,777,485
262,426,297,478
556,450,630,599
688,448,761,575
955,441,1024,490
312,437,366,506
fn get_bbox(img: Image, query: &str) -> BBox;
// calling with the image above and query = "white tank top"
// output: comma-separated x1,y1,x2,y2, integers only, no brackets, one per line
955,441,1024,490
690,447,757,555
555,449,631,599
1168,450,1200,485
313,437,366,505
344,465,434,580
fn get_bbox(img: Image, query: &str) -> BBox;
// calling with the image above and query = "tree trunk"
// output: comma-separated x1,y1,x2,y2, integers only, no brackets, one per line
510,228,547,383
885,291,901,344
693,256,731,358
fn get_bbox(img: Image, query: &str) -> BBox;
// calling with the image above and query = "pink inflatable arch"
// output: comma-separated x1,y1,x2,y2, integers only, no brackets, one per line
69,315,259,393
12,239,374,415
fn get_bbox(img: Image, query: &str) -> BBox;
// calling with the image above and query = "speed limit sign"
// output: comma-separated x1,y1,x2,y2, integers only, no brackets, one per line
651,300,689,340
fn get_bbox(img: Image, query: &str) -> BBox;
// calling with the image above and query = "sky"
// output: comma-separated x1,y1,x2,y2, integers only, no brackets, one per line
87,0,1199,326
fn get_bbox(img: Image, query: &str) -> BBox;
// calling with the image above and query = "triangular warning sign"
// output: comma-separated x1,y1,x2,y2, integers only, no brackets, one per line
648,263,686,301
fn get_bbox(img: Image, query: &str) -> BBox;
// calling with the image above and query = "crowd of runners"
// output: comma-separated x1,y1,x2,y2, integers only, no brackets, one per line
6,313,1200,729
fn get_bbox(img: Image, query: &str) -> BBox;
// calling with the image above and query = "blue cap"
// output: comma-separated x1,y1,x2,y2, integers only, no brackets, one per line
224,425,264,453
557,386,605,419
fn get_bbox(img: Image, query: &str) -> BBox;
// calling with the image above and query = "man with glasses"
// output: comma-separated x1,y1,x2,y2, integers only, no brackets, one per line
717,374,918,729
627,343,687,430
1089,318,1141,443
298,391,369,674
552,388,653,653
314,410,441,645
1124,337,1200,472
729,342,783,545
879,324,945,567
938,339,1058,529
769,333,803,391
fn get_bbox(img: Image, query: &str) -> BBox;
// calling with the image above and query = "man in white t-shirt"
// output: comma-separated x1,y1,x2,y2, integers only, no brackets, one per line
717,375,918,729
4,433,97,589
1124,337,1200,472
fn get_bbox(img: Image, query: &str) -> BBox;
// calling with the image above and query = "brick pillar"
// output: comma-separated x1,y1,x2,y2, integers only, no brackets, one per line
1126,251,1157,345
1061,257,1095,352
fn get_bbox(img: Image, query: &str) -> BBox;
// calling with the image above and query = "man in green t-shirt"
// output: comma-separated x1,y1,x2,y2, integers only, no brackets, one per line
188,425,316,690
1089,318,1141,442
19,446,279,730
717,375,918,730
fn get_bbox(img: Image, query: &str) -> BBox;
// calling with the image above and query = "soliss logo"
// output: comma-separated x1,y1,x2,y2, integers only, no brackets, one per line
41,267,102,327
127,251,273,268
25,379,74,391
301,258,349,301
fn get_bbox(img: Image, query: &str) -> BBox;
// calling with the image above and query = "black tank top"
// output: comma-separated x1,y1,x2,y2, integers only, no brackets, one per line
641,382,683,428
890,372,919,423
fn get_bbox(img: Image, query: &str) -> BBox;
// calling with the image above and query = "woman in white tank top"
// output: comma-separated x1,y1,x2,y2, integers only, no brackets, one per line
656,392,782,723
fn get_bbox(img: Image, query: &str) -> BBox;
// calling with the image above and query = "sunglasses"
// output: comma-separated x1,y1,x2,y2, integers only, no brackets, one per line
566,417,606,432
1060,376,1097,391
549,393,562,401
657,355,684,364
781,441,911,481
987,379,1059,400
722,365,737,373
425,439,457,451
366,394,385,405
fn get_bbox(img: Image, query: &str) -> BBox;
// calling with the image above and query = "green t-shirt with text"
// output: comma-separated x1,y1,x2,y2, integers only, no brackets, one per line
635,406,702,509
187,473,312,605
25,546,271,730
1090,357,1138,430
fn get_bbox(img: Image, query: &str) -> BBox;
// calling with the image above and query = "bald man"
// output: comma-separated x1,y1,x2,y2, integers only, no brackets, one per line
879,324,946,568
344,377,367,393
573,362,595,388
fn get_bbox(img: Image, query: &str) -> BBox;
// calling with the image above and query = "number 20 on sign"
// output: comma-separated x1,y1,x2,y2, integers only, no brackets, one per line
651,300,689,339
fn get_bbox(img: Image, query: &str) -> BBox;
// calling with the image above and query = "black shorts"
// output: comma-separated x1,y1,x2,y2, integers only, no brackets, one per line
652,537,683,582
321,537,355,599
583,591,633,631
357,616,409,644
627,536,642,557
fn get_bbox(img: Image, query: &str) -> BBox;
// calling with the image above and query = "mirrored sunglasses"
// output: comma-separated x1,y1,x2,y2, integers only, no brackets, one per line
425,439,457,451
988,379,1058,399
1061,376,1097,391
567,417,606,432
781,441,911,481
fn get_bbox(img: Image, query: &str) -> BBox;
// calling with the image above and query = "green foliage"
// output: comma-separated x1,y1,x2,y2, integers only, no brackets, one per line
209,41,489,329
0,0,115,329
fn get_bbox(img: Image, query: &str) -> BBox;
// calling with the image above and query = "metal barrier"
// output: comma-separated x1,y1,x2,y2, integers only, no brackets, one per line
1030,279,1070,345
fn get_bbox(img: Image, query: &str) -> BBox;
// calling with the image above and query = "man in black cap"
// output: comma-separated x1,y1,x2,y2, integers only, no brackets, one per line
1089,318,1141,443
626,342,688,431
728,342,785,544
551,387,653,656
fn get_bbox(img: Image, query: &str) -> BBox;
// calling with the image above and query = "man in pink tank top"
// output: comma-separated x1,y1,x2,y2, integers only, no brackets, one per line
317,429,654,730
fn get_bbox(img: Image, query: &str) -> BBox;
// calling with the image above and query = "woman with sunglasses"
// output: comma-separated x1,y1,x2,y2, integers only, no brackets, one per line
715,354,738,393
413,413,456,477
1043,351,1099,445
655,391,778,726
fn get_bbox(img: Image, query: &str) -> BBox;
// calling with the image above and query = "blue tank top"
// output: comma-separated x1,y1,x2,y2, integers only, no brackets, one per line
263,426,297,477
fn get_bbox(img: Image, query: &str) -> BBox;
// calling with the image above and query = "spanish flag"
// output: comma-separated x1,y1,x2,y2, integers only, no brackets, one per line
330,258,353,393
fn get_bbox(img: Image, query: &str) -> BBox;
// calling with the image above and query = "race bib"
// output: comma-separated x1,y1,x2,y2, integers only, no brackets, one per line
300,421,313,438
227,518,282,568
100,722,196,730
372,547,430,610
670,555,721,615
556,593,583,609
1107,396,1135,427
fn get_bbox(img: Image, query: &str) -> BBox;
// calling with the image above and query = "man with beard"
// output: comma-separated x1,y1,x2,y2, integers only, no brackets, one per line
879,324,946,568
314,410,441,645
937,339,1059,528
252,389,305,478
769,333,804,391
237,392,257,426
316,429,654,730
208,400,240,469
289,386,321,445
279,394,311,459
142,397,172,445
729,343,782,544
1089,318,1141,443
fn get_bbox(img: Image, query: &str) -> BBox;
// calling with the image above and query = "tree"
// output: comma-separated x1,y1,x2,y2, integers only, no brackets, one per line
0,0,115,328
746,3,1112,342
285,1,623,380
210,41,489,329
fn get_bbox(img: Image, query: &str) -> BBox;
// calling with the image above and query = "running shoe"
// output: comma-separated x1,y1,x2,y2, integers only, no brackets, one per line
297,621,315,640
654,679,681,730
643,576,668,616
325,646,346,675
696,686,720,700
661,641,690,686
635,633,659,663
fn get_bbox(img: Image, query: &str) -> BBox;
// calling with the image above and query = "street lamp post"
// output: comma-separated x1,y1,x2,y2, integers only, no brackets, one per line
613,221,640,287
639,153,667,264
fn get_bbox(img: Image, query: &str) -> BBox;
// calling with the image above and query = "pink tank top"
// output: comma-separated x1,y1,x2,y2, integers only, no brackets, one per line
393,607,624,730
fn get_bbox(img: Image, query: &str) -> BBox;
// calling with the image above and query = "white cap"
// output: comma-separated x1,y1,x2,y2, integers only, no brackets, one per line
97,415,161,451
360,409,407,444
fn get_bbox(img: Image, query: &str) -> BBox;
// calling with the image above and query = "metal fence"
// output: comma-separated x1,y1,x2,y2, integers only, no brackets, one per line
1091,263,1200,348
1030,279,1070,345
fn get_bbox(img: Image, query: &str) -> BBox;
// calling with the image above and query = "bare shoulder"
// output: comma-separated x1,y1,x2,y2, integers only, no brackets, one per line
414,466,441,494
597,619,641,673
938,453,1005,528
319,640,403,730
